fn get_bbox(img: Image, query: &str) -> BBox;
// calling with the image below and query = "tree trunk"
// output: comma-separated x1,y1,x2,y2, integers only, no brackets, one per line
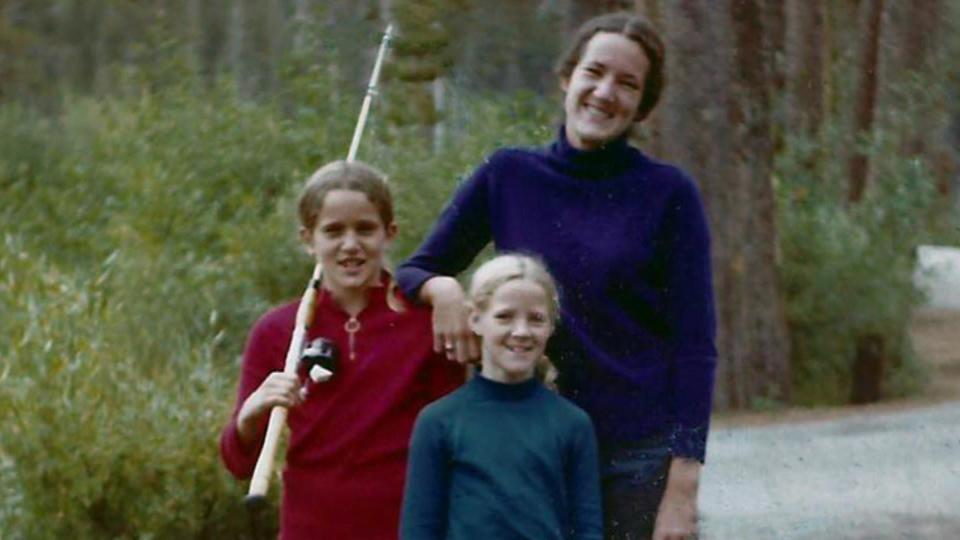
293,0,313,52
850,333,885,404
228,0,245,91
846,0,888,404
384,0,458,150
785,0,825,137
198,0,227,82
762,0,786,154
631,0,665,160
70,0,100,93
846,0,883,203
884,0,952,198
660,0,791,409
891,0,940,78
566,0,632,33
634,0,660,20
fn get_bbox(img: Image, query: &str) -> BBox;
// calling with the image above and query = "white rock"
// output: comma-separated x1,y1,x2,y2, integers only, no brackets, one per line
914,245,960,310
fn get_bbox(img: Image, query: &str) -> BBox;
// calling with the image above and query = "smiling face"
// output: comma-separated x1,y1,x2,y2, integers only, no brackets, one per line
301,189,396,302
470,279,554,384
561,31,650,150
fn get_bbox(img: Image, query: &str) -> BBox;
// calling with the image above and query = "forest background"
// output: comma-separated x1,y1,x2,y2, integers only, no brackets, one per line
1,0,958,537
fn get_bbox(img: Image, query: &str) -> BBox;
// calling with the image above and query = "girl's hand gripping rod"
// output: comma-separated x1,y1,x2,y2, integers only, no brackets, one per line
245,24,394,507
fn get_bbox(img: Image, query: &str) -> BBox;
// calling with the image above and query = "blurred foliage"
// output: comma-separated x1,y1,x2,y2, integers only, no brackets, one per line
0,32,553,535
1,0,958,535
775,103,941,405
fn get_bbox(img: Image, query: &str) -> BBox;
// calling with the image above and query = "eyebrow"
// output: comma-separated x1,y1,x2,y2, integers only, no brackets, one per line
584,60,639,80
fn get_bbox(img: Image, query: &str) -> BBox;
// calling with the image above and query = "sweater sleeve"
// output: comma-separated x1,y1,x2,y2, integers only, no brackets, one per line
661,176,717,463
566,413,603,540
219,311,289,478
400,409,450,540
396,158,495,299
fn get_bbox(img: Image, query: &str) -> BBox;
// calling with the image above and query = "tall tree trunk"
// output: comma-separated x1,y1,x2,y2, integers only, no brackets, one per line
761,1,787,157
293,0,313,52
198,0,228,83
228,0,245,91
70,0,101,93
846,0,887,404
893,0,940,78
661,0,791,409
632,0,665,160
723,0,791,408
566,0,632,33
846,0,883,203
897,0,938,161
634,0,660,20
785,0,825,138
384,0,457,150
823,1,861,122
228,0,279,96
885,0,952,198
265,0,283,93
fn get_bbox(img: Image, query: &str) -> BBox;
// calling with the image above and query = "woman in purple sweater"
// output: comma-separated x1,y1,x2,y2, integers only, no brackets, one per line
396,13,716,540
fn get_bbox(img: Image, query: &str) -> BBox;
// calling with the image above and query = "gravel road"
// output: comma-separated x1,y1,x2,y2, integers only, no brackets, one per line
699,402,960,539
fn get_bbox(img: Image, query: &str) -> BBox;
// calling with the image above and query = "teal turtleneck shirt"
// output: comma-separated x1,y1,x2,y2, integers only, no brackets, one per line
400,374,602,540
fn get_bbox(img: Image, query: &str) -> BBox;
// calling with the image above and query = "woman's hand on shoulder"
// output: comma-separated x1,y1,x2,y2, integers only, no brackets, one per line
236,372,302,445
420,276,480,364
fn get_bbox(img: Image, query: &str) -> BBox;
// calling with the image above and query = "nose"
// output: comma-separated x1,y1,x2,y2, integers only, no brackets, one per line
341,231,360,251
592,76,616,100
510,319,532,338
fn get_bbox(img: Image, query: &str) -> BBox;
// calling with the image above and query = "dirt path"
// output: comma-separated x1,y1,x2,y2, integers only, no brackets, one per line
713,307,960,428
700,401,960,539
909,307,960,401
700,308,960,539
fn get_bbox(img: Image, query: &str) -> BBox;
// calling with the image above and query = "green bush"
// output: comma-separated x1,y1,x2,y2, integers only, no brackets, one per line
0,236,261,538
0,65,552,536
776,122,936,405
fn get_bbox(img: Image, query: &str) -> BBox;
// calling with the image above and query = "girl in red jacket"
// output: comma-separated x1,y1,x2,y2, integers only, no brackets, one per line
220,160,463,539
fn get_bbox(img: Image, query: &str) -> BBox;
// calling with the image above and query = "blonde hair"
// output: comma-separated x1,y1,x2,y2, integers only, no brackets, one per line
467,254,560,388
298,159,403,312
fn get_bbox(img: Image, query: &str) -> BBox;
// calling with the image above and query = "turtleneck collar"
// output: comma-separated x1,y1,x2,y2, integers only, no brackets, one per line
470,373,542,401
547,124,637,179
314,269,396,319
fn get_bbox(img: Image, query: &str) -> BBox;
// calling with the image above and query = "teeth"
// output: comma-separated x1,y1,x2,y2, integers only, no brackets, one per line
584,103,611,118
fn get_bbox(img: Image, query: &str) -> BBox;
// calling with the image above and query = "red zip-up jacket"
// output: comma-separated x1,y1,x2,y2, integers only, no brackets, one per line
220,279,463,539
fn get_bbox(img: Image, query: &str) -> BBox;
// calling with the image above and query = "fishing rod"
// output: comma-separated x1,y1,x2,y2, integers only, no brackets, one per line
245,23,394,507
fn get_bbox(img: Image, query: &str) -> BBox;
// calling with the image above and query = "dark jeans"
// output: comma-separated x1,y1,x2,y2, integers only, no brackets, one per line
600,437,672,540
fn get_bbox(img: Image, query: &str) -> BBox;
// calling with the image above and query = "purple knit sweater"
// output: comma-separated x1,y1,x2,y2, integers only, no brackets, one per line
397,127,717,461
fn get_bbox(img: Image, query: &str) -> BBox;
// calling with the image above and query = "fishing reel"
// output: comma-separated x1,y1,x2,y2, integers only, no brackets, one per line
299,337,338,384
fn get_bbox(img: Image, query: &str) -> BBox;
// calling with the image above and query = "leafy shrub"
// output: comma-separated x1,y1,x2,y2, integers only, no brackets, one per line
0,62,552,536
776,123,936,404
0,235,265,538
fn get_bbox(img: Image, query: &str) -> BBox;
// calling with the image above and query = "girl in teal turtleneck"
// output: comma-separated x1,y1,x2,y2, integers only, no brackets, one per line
400,254,602,540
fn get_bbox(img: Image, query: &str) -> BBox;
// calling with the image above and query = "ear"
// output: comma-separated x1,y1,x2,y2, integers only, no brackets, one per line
559,76,569,93
467,307,482,336
384,222,398,242
299,226,316,256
